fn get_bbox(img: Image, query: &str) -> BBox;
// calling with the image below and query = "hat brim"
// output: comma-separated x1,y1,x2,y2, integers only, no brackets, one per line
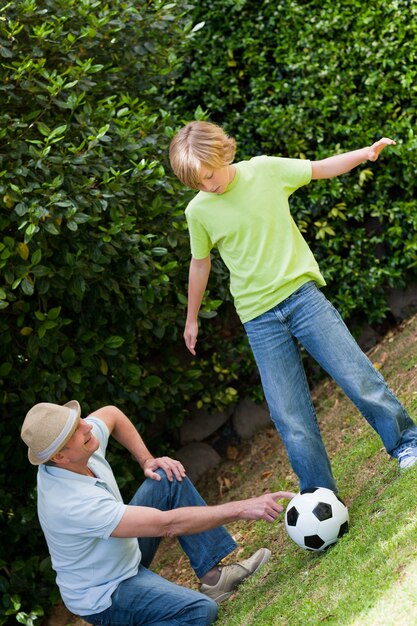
28,400,81,465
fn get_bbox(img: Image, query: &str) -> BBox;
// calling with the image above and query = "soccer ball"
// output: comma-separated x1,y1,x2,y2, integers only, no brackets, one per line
285,487,349,551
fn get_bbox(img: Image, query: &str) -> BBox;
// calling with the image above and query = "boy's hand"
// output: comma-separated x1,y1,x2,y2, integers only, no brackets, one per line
368,137,396,161
184,320,198,355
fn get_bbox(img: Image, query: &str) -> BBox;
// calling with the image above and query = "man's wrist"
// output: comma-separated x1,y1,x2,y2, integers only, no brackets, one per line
140,456,154,469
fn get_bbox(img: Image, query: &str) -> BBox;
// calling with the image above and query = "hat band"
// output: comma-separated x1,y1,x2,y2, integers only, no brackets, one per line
35,408,79,462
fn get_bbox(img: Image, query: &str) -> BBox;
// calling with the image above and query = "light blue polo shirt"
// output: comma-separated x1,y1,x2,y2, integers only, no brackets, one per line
37,416,140,616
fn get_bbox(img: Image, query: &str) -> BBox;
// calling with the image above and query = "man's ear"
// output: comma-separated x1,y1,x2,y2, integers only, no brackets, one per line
51,450,69,466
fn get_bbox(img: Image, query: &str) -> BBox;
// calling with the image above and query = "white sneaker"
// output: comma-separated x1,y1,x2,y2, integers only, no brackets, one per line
398,447,417,470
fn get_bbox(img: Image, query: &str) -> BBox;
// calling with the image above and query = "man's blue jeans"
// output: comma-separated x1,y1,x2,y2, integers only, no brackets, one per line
244,281,417,492
83,471,236,625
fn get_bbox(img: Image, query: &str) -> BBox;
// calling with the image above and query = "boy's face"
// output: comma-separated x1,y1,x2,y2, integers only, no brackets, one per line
197,164,235,195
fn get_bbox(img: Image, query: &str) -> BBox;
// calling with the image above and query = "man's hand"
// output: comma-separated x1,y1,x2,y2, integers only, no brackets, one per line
367,137,396,161
240,491,296,523
143,456,186,482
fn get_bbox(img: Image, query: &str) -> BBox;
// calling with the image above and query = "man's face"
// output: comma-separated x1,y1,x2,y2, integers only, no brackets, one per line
197,164,233,195
59,418,99,464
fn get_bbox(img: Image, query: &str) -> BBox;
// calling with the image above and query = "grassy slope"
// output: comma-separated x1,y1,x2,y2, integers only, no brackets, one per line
155,312,417,625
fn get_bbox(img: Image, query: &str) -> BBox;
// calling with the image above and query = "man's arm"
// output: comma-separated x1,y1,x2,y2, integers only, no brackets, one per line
92,405,186,482
111,491,295,538
311,137,395,180
184,255,211,355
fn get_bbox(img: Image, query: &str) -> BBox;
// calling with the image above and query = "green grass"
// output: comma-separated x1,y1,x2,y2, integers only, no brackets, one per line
154,314,417,626
218,457,417,626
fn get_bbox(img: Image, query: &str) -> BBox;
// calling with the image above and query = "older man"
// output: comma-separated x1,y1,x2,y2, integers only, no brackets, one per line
21,401,293,625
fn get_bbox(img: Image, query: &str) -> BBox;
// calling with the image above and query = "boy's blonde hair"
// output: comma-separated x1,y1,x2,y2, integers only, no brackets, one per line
169,121,236,189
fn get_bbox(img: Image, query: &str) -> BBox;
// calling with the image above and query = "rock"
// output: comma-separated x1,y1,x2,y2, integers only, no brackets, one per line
175,443,221,483
179,407,233,444
357,323,381,352
387,284,417,322
232,397,271,440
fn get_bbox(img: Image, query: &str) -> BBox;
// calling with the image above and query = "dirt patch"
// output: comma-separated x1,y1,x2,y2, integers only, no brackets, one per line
43,603,87,626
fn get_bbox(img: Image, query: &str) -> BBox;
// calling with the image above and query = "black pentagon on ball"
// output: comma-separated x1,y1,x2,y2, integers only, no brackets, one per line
338,520,349,538
286,506,299,526
304,534,325,550
312,501,333,521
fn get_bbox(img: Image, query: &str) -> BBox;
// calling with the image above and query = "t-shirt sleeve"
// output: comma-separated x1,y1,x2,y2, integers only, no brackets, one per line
264,156,312,196
185,209,213,259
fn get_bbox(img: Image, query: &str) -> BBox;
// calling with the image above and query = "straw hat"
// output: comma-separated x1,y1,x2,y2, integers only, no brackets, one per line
21,400,81,465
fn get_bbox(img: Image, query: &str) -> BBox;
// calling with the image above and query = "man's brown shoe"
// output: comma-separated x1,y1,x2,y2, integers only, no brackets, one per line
200,548,271,603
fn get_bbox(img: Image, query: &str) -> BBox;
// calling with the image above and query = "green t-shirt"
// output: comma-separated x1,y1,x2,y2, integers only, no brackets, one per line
185,155,326,323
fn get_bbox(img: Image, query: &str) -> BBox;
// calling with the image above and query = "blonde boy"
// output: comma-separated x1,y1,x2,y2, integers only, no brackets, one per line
170,121,417,492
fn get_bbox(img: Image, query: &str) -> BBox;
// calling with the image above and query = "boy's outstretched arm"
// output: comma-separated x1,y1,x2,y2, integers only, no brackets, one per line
311,137,396,180
184,255,211,355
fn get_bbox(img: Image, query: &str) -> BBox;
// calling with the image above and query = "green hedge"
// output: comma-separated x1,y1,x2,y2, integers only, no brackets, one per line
170,0,417,323
2,0,417,621
0,1,245,622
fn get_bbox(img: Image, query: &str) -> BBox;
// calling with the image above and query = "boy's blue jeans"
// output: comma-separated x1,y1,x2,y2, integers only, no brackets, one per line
244,281,417,493
83,471,236,625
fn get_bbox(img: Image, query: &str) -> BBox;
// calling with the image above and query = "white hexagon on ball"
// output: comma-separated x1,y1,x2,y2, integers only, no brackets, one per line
285,487,349,551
